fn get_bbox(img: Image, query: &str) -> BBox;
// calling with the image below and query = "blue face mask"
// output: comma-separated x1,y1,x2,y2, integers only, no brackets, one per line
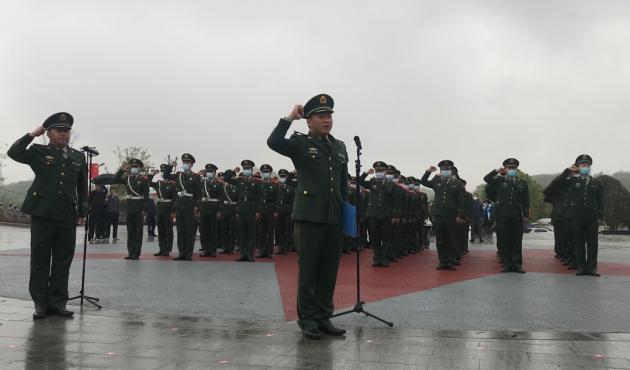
440,170,451,177
243,168,253,177
206,172,215,180
262,172,271,179
182,163,191,172
385,174,394,181
130,167,140,175
507,169,517,177
374,172,385,179
579,167,591,176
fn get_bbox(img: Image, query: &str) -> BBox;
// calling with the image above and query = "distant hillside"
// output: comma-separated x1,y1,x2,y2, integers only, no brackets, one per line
0,181,32,206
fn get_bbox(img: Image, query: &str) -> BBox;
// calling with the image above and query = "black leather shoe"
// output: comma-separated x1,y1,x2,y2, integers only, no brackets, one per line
153,252,162,256
501,267,511,273
514,268,526,274
235,256,249,262
318,321,346,336
129,256,139,260
124,256,132,260
576,270,588,276
302,327,323,340
173,256,186,261
49,307,74,317
200,252,216,257
248,257,255,262
33,306,46,320
589,271,601,277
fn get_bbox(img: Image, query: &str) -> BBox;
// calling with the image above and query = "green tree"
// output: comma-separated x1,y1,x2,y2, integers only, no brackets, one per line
599,175,630,230
114,146,153,170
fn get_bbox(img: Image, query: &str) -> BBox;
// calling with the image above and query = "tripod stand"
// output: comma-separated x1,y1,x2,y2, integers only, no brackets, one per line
68,147,102,309
330,136,393,327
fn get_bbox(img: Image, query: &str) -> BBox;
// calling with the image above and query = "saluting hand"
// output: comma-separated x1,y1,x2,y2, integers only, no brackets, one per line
367,168,375,175
428,166,437,173
287,105,304,121
568,164,579,173
30,126,45,137
498,167,507,175
77,217,86,225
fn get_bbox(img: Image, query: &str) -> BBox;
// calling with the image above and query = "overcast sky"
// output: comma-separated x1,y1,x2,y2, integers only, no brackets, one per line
2,0,630,190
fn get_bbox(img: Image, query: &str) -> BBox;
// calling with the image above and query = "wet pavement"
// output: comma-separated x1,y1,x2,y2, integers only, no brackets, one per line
1,224,630,368
2,297,630,369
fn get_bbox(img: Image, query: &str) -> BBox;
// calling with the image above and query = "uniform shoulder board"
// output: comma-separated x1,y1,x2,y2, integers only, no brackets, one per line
290,131,306,138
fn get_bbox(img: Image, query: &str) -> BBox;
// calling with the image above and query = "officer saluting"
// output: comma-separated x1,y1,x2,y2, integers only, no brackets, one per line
150,164,176,256
8,112,88,319
168,153,201,261
268,94,348,340
115,158,149,260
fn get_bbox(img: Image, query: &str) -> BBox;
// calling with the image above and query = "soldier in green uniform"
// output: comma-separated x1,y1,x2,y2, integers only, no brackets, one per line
420,160,466,270
483,158,529,273
150,164,176,256
219,171,239,254
8,112,88,319
546,155,603,276
115,158,149,260
274,169,295,255
199,163,225,257
390,167,406,261
359,162,394,267
267,93,348,340
226,160,261,262
257,164,278,258
169,153,201,260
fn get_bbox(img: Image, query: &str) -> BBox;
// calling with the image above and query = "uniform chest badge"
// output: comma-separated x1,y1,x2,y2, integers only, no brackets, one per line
45,155,54,160
576,183,581,188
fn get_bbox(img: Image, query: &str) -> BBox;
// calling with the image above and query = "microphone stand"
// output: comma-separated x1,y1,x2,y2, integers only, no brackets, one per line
68,147,102,309
330,136,393,327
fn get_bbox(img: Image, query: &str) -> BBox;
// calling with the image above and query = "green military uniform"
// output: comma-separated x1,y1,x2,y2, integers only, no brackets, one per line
169,153,201,260
275,169,295,255
420,160,465,270
8,112,88,316
115,159,149,259
359,162,394,267
267,94,348,336
199,164,225,257
546,155,603,276
257,164,279,258
150,164,176,256
483,158,529,273
220,174,239,253
226,160,262,262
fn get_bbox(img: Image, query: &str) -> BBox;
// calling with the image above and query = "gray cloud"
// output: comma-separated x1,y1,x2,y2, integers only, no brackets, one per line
2,0,629,189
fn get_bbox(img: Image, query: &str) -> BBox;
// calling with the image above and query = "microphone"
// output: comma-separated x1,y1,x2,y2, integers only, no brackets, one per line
354,136,362,150
81,146,99,155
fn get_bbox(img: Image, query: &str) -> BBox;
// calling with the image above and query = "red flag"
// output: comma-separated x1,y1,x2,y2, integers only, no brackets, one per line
90,163,99,180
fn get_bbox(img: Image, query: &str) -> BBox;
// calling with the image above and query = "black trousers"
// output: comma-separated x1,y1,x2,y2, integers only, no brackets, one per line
570,218,599,273
105,211,119,239
237,211,256,258
368,218,391,264
221,210,237,252
470,218,483,241
88,211,106,240
30,216,76,311
256,210,275,256
275,213,292,253
433,215,457,264
496,217,524,269
294,221,342,330
199,205,220,254
156,203,173,254
176,207,195,259
126,211,143,258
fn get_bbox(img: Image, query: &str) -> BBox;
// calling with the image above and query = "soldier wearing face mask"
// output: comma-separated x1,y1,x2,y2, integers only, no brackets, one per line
257,164,278,258
225,160,262,262
198,163,225,257
115,158,150,260
420,160,466,270
483,158,529,273
359,162,394,267
149,164,176,256
546,155,603,276
168,153,201,261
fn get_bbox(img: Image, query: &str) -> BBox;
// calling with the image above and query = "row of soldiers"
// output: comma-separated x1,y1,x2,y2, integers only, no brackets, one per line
115,155,298,261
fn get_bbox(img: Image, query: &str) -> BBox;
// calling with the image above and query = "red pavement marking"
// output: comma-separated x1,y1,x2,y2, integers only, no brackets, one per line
273,249,630,321
2,247,629,322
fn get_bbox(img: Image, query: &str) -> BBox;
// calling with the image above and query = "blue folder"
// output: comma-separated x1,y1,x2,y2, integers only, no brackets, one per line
342,201,358,237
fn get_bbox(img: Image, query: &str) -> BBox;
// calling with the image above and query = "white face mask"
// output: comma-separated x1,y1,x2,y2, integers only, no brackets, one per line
262,172,271,179
206,172,215,180
385,174,394,181
130,167,140,175
279,177,287,183
243,168,253,177
374,172,385,179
